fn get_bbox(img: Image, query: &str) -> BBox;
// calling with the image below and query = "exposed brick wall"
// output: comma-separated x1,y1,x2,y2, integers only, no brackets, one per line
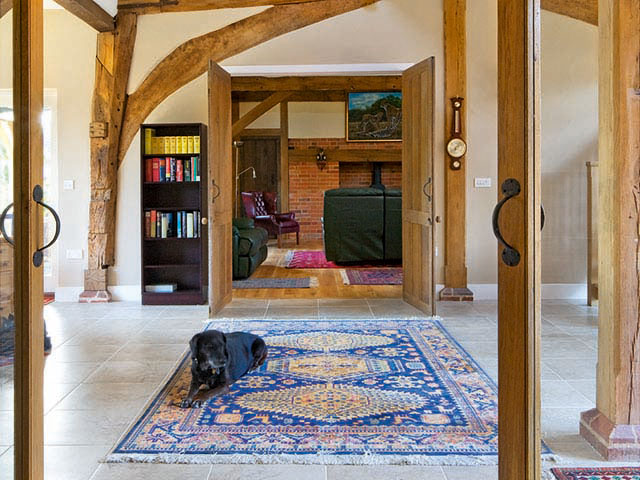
289,161,339,240
288,138,402,240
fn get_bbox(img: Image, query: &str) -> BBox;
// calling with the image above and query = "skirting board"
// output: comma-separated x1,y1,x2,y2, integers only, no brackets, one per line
55,284,588,303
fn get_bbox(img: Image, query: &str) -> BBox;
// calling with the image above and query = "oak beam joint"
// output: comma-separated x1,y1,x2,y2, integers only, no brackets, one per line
53,0,115,32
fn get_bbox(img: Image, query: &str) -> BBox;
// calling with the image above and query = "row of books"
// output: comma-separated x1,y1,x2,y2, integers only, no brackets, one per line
145,157,200,183
144,129,201,155
145,210,201,239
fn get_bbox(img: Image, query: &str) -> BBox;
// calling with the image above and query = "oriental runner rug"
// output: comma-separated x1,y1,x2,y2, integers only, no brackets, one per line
552,468,640,479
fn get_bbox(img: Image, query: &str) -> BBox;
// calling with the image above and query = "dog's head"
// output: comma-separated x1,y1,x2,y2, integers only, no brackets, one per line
189,330,228,374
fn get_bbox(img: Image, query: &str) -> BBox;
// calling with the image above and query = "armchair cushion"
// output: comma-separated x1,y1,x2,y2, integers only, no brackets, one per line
233,217,255,230
236,227,268,256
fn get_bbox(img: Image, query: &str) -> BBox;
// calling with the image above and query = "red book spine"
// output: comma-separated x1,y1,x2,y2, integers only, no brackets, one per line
150,210,157,238
152,158,160,182
145,158,153,182
177,159,183,182
165,157,171,181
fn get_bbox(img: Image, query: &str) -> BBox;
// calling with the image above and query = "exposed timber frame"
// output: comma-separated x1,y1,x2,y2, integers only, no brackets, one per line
80,12,137,301
0,0,114,31
118,0,321,14
118,0,381,167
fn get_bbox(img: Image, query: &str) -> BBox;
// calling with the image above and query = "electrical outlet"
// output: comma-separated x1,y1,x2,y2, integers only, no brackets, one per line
63,180,75,191
66,249,83,260
474,177,492,188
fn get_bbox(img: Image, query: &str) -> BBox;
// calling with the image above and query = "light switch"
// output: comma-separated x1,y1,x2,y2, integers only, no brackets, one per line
474,177,492,188
63,180,75,191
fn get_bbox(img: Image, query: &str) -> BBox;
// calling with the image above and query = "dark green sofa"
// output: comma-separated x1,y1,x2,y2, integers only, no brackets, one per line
323,188,402,264
233,218,268,279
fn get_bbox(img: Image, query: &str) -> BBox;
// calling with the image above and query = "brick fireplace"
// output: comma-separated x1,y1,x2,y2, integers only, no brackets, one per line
288,138,402,240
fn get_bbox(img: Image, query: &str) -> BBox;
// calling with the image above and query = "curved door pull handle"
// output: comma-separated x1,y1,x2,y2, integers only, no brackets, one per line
492,178,521,267
541,204,546,231
422,177,432,202
0,203,14,246
211,180,221,202
33,185,61,268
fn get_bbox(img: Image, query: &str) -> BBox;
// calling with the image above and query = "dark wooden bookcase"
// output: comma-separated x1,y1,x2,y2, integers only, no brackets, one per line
140,123,208,305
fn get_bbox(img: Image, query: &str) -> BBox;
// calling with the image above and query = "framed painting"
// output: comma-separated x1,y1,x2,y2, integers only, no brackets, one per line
346,92,402,142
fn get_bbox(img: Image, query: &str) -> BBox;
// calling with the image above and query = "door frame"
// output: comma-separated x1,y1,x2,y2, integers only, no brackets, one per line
12,0,45,479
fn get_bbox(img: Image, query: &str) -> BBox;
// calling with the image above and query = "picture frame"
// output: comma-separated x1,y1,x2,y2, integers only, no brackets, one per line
346,91,403,142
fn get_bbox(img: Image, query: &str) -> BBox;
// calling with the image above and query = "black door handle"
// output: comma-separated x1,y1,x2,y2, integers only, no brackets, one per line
492,178,521,267
32,185,61,268
0,203,13,246
541,204,546,231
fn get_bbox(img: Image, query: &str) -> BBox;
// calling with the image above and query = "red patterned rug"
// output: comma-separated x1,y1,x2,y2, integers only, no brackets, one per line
285,250,399,269
552,468,640,479
342,268,403,285
44,294,54,305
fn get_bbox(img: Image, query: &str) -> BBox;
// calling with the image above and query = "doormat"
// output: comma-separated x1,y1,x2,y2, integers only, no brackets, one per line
108,319,551,465
285,250,399,269
342,268,403,285
232,277,318,289
552,467,640,479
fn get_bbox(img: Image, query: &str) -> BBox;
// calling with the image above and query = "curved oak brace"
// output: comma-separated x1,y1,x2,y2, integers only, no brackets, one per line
118,0,380,166
541,0,598,26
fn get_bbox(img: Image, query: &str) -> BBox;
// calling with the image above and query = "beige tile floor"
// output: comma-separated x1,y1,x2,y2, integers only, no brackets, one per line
0,298,636,479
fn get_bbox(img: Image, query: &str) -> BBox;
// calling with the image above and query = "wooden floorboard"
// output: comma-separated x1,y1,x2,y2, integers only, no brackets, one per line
232,240,403,299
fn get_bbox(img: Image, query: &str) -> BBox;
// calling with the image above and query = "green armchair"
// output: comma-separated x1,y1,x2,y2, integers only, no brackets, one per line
233,218,269,280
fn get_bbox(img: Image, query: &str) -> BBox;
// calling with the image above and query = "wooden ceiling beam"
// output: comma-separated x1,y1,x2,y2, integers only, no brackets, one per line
118,0,381,166
118,0,320,14
0,0,11,18
231,75,402,92
541,0,598,25
52,0,115,31
232,91,291,138
233,91,348,102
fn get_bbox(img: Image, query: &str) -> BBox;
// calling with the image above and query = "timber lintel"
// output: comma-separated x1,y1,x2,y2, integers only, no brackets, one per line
232,91,292,138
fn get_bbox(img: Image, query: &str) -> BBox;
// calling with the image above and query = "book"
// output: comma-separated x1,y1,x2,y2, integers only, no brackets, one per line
194,136,200,154
150,210,157,238
145,283,178,293
161,214,168,238
177,159,183,182
165,158,171,182
170,157,176,182
187,136,194,154
167,212,174,237
194,157,199,181
145,211,151,238
195,211,200,238
184,158,191,182
186,212,194,238
158,162,166,182
177,211,182,238
144,128,155,154
145,158,153,182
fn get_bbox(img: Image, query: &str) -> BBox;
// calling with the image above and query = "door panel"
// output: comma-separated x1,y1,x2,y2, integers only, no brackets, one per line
208,61,233,314
236,137,280,216
402,58,435,315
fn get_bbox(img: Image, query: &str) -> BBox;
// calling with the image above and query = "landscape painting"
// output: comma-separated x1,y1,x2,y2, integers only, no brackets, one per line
347,92,402,142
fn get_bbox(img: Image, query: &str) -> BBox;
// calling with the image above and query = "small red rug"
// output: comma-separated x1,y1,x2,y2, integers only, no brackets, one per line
552,467,640,479
44,294,54,306
285,250,400,269
342,268,403,285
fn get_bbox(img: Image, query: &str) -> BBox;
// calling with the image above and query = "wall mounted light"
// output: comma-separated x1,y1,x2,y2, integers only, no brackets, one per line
316,148,328,170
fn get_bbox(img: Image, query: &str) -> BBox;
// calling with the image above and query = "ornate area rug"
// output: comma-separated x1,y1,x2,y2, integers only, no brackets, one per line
342,268,403,285
285,250,399,269
552,468,640,479
0,326,13,367
232,277,318,289
108,319,509,465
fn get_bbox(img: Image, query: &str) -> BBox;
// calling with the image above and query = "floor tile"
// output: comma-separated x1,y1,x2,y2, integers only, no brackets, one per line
109,343,186,362
92,464,211,480
45,445,110,480
84,360,175,384
318,306,374,319
442,466,498,480
53,382,157,414
209,465,325,480
328,465,447,480
45,408,131,445
265,306,319,319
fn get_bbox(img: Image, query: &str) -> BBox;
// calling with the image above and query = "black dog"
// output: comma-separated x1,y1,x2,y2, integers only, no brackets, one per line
180,330,268,408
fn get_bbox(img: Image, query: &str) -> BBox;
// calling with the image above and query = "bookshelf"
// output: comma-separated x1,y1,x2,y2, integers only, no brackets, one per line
140,123,208,305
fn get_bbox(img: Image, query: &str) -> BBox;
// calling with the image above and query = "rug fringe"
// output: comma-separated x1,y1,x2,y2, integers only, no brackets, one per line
284,250,295,268
340,269,350,285
309,276,320,288
105,452,506,466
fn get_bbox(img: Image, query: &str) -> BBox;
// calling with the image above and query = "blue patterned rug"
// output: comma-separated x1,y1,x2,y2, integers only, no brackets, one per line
552,468,640,479
109,319,534,464
232,277,317,289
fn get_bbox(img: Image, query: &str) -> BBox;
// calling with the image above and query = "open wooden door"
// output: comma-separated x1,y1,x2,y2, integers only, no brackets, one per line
208,61,233,315
402,58,436,315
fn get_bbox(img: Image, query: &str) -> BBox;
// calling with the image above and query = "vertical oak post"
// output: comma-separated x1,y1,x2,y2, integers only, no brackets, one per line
580,0,640,460
13,0,44,478
280,101,289,212
497,0,542,479
441,0,473,302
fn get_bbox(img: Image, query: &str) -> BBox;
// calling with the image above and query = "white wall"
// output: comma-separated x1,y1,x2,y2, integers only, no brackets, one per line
1,2,599,296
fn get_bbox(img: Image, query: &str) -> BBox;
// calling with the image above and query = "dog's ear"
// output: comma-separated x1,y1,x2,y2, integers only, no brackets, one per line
189,333,200,360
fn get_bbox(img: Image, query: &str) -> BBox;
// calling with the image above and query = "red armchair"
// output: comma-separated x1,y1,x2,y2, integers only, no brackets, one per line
241,191,300,248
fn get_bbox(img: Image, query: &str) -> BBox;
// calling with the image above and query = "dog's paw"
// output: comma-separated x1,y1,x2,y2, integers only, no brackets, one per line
192,400,203,408
180,399,194,408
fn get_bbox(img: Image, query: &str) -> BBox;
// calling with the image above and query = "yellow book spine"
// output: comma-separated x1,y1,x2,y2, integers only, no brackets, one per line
144,128,154,154
150,137,157,155
187,136,194,154
170,137,177,154
182,136,188,154
164,137,171,154
194,136,200,154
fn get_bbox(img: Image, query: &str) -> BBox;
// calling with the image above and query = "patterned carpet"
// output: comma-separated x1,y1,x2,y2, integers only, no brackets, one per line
232,277,318,289
0,324,13,367
342,268,403,285
285,250,399,269
552,468,640,479
109,319,505,464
